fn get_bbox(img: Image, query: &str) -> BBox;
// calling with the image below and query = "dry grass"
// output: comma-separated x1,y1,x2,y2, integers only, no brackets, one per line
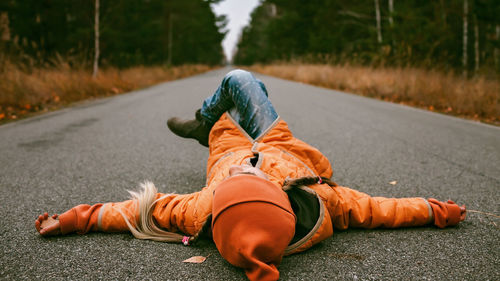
248,64,500,125
0,62,215,122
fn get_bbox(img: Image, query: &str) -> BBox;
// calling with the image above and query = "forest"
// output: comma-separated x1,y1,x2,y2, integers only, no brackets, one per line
235,0,500,77
0,0,226,122
0,0,226,67
0,0,498,124
234,0,499,124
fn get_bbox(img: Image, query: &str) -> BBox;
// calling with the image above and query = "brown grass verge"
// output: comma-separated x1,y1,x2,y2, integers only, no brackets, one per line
0,63,216,123
247,64,499,125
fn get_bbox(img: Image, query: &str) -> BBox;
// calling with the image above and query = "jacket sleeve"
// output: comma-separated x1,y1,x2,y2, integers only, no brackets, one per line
152,187,213,236
57,187,212,237
328,186,434,230
58,199,140,235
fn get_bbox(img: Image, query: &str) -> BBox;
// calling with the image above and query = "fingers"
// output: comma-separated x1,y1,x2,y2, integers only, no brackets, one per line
36,212,59,235
35,219,41,232
40,219,61,236
39,223,52,235
36,213,50,223
40,227,51,236
447,201,467,222
460,205,466,221
36,213,47,233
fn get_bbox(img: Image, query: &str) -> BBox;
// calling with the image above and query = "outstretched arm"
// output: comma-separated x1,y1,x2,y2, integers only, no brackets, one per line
34,183,209,238
329,186,465,230
35,199,145,236
34,182,213,240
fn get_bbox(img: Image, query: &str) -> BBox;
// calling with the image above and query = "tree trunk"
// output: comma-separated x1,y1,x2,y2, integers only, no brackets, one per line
462,0,468,77
388,0,394,27
473,15,479,74
388,0,395,49
439,0,447,23
495,25,500,70
167,14,173,66
93,0,100,78
375,0,382,44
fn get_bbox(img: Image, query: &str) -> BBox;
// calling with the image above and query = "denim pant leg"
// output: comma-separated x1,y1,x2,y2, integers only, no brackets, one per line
201,69,278,139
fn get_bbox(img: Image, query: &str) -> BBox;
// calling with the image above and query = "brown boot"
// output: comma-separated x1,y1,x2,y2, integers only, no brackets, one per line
167,109,211,147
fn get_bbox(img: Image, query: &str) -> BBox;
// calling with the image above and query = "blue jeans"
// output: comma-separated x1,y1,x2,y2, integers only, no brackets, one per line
201,69,278,140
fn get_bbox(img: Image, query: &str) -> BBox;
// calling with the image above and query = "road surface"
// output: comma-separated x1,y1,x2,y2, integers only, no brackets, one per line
0,67,498,280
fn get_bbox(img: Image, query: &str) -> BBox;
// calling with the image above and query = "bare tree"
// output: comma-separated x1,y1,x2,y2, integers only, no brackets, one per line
374,0,382,44
495,25,500,70
462,0,468,77
473,15,479,74
388,0,395,48
93,0,100,78
388,0,394,27
167,13,173,66
439,0,447,23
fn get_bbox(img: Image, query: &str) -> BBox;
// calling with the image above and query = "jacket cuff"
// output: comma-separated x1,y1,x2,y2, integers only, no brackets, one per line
445,203,462,226
428,198,462,228
58,208,78,235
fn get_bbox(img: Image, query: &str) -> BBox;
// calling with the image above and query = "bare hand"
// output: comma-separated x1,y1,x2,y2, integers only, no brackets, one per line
448,200,466,222
35,212,61,236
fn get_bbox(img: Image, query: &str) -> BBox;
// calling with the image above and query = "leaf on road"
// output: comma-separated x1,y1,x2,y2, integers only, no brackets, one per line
389,181,397,185
183,256,207,263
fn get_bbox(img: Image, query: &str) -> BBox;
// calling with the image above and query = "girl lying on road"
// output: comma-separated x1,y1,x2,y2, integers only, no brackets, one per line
36,69,466,281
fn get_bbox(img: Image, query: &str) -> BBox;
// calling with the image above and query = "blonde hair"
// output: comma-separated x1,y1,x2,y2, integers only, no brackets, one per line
117,181,208,244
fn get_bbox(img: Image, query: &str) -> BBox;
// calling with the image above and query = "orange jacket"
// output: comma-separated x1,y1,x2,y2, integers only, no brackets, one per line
58,113,433,254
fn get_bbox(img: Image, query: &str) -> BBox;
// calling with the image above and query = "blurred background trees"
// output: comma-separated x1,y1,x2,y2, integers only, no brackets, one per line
234,0,500,76
1,0,499,76
0,0,497,123
0,0,227,68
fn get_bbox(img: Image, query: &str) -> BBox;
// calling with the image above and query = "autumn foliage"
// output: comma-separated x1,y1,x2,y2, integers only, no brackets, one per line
0,62,214,122
249,64,500,125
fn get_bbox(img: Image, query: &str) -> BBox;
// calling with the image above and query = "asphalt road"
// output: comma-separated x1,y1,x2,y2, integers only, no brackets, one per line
0,67,498,280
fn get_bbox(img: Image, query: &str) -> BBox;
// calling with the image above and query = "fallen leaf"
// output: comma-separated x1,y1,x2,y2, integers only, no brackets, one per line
389,181,397,185
183,256,207,263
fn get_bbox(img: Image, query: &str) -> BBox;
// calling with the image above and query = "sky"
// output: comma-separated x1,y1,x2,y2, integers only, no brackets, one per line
211,0,261,62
